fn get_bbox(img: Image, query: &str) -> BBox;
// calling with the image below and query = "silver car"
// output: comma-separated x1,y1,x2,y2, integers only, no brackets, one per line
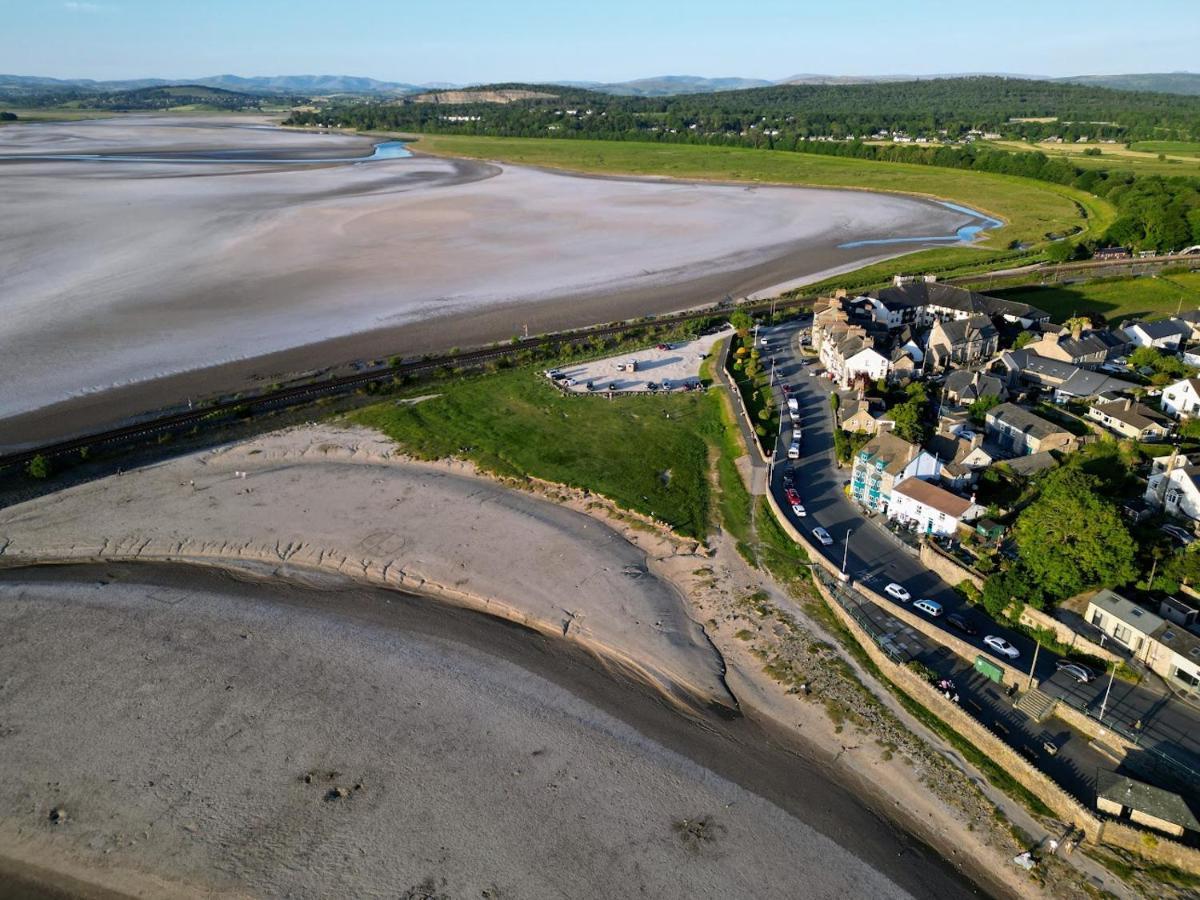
812,526,834,546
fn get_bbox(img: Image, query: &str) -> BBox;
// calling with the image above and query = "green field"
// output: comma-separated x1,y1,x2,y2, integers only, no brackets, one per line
416,135,1114,251
991,272,1200,323
982,139,1200,177
1130,140,1200,158
351,367,724,538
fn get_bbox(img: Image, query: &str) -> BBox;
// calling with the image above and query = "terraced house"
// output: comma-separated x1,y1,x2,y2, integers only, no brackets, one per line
850,430,941,514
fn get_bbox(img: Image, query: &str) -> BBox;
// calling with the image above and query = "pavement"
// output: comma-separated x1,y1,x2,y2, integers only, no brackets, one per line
754,316,1200,792
555,330,726,394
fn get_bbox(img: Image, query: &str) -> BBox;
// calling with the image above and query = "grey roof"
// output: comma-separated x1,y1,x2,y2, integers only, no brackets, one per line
1091,398,1172,432
1057,333,1110,359
855,430,920,476
1153,621,1200,664
1097,771,1200,832
1000,451,1059,475
1131,319,1191,340
1177,309,1200,325
1058,368,1138,398
986,403,1071,440
1089,589,1165,634
1002,351,1137,396
870,282,1049,321
945,370,1005,403
935,314,998,345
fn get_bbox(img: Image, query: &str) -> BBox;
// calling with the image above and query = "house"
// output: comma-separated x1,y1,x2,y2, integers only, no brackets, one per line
1174,309,1200,342
812,296,901,388
1093,246,1131,260
1025,325,1110,367
1161,377,1200,419
849,431,941,514
993,350,1137,402
1096,772,1200,839
870,279,1050,329
999,451,1059,477
887,476,984,536
925,315,999,372
1085,589,1165,662
1152,621,1200,697
838,397,894,435
1122,318,1192,351
943,370,1007,407
1087,398,1173,441
1144,453,1200,522
929,432,993,488
985,403,1080,456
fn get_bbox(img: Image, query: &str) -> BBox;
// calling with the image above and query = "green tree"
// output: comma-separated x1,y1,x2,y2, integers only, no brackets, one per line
26,454,51,479
968,393,1003,424
890,400,924,443
1013,330,1036,349
1011,467,1137,603
729,310,754,335
1045,240,1075,263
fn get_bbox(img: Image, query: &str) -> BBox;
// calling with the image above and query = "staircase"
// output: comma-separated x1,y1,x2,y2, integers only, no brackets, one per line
1014,687,1058,723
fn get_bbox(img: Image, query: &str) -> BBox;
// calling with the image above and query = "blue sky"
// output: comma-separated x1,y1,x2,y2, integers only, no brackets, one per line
5,0,1198,83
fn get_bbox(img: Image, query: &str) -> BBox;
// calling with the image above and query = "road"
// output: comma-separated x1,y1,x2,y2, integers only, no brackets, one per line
754,318,1200,786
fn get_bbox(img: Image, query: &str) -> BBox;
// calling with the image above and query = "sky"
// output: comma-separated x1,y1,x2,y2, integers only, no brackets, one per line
5,0,1199,84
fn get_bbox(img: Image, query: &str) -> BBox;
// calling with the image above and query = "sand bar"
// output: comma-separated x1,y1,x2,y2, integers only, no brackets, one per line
0,117,975,445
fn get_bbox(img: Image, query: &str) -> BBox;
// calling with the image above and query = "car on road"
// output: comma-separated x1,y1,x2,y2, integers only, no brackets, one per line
781,384,792,396
946,613,978,636
1056,660,1096,683
884,583,911,602
913,598,943,617
760,336,769,346
781,469,794,488
1162,524,1195,546
983,635,1020,660
791,502,807,517
791,427,803,441
788,441,801,459
812,526,834,546
785,487,801,505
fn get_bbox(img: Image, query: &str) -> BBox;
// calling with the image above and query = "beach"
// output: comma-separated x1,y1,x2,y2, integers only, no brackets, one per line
0,116,974,446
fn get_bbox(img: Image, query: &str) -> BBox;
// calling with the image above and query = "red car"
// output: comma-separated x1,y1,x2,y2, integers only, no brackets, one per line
785,488,801,506
782,384,792,395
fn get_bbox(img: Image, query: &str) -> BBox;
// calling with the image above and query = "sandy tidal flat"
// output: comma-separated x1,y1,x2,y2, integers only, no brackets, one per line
0,117,974,437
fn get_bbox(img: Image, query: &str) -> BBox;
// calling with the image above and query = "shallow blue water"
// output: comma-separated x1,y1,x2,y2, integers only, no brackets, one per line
0,139,411,165
838,200,1002,249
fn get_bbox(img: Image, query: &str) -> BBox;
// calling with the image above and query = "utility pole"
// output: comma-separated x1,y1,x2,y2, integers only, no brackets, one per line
1097,662,1118,727
1026,640,1040,692
841,529,853,576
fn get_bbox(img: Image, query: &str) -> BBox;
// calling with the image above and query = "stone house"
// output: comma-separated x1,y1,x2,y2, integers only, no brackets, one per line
925,315,999,372
1087,398,1173,441
984,403,1080,456
849,431,941,514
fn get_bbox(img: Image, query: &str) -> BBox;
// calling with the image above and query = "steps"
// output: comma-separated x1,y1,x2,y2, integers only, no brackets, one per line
1014,688,1058,723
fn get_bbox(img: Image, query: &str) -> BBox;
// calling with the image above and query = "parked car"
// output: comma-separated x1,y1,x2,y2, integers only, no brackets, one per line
791,427,803,441
791,502,807,517
786,397,799,414
913,598,943,617
812,526,834,546
760,336,769,346
565,377,578,387
546,369,564,380
781,470,794,488
647,381,659,391
884,583,911,602
788,441,801,459
1162,524,1195,546
946,613,978,636
585,381,595,392
782,384,792,396
785,488,802,506
1056,660,1096,683
656,343,669,351
983,635,1020,660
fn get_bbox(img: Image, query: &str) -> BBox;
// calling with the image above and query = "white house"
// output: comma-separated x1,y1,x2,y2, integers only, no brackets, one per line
1161,377,1200,419
1145,453,1200,522
843,347,892,385
1123,319,1192,351
887,477,984,536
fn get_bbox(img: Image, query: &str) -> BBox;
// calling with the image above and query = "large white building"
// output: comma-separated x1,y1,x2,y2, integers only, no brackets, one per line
1161,377,1200,419
887,477,984,536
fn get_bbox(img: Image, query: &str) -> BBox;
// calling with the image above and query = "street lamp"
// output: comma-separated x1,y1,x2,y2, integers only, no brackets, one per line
841,529,853,578
1097,661,1118,727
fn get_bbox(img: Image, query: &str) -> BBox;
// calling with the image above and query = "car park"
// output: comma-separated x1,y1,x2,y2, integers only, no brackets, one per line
884,583,911,602
788,441,800,459
946,613,978,636
983,635,1020,660
913,598,942,617
812,526,834,546
1055,660,1096,683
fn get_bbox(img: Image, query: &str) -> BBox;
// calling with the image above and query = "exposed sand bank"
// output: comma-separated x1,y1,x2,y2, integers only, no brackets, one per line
0,116,973,443
0,424,731,709
0,562,981,899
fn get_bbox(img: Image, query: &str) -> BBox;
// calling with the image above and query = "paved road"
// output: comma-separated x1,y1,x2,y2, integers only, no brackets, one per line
755,318,1200,782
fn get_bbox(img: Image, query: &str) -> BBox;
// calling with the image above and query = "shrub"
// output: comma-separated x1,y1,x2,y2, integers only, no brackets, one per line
26,454,51,479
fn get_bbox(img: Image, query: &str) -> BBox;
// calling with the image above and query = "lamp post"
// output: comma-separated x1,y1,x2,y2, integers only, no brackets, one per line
1026,640,1040,692
841,529,853,578
1097,662,1118,727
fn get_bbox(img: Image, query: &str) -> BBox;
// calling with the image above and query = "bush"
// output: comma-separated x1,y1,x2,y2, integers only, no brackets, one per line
26,454,51,479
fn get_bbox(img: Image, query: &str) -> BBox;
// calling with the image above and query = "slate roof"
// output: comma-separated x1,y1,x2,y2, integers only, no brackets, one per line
1002,350,1137,396
944,370,1005,403
934,314,998,345
1130,319,1192,341
1091,398,1172,432
857,430,920,476
1000,451,1059,476
1096,771,1200,832
986,403,1070,440
1090,589,1165,633
870,282,1049,321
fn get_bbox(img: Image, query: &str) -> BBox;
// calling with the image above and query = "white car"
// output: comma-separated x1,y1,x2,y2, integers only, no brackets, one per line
812,526,834,546
791,502,807,517
983,635,1020,660
787,441,801,459
884,582,911,602
760,336,769,346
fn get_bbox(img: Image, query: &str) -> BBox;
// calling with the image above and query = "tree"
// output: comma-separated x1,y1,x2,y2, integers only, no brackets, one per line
968,393,1002,424
729,310,754,335
1045,240,1075,263
1010,467,1137,603
1013,330,1036,350
26,454,50,479
890,400,924,443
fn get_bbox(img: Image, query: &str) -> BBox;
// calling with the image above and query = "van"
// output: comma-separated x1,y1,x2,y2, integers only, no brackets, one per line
913,598,943,617
786,397,799,413
787,441,801,459
791,427,803,441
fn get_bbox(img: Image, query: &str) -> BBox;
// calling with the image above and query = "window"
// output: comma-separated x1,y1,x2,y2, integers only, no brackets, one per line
1113,624,1132,645
1091,609,1105,628
1173,666,1200,689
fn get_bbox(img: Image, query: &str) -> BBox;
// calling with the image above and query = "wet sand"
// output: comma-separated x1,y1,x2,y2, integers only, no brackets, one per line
0,562,982,899
0,117,972,448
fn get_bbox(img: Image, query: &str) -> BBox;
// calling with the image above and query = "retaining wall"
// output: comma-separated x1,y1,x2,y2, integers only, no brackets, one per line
920,541,985,591
1016,605,1122,665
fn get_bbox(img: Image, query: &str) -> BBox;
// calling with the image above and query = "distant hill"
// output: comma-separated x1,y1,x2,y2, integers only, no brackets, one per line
74,84,284,111
591,75,773,96
413,88,558,104
1056,72,1200,96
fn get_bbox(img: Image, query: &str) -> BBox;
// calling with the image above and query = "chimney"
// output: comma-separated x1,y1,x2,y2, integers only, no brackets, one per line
1071,321,1083,340
907,443,918,463
970,433,983,450
1124,398,1133,411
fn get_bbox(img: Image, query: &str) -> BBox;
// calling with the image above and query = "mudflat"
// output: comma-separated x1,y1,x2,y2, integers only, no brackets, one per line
0,116,973,445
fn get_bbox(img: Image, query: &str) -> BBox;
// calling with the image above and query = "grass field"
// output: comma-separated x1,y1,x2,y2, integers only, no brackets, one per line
982,139,1200,177
351,366,723,538
990,272,1200,323
416,135,1114,251
1130,140,1200,159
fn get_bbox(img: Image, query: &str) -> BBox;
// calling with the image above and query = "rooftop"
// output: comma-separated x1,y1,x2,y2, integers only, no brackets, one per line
1153,621,1200,663
986,403,1070,440
1130,319,1192,341
891,477,975,518
1096,771,1200,832
1091,398,1172,431
1000,451,1059,476
1088,589,1165,634
870,282,1049,322
856,430,920,476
